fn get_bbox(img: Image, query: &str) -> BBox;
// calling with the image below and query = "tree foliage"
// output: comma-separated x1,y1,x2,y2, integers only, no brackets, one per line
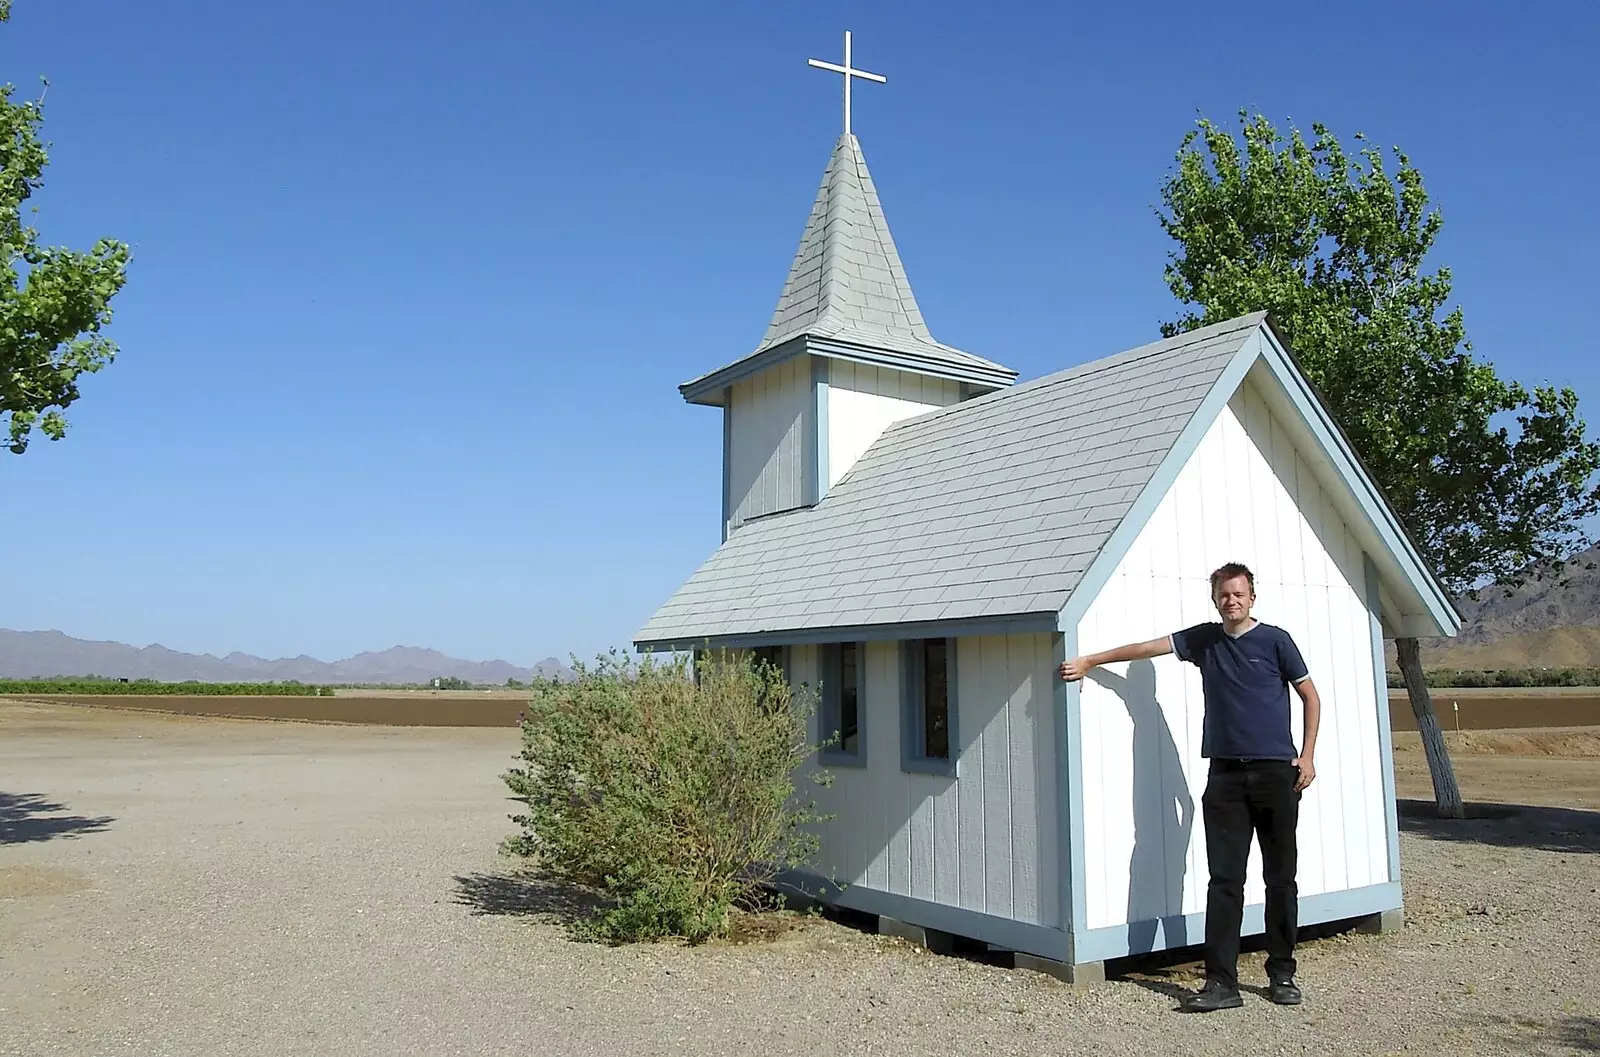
1158,111,1600,597
1,0,129,454
1156,112,1600,817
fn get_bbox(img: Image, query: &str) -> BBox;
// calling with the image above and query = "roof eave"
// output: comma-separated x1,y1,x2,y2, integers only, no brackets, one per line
679,333,1017,407
634,610,1060,653
807,335,1017,390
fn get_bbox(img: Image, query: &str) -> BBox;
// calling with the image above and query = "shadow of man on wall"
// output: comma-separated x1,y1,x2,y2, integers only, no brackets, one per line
1088,659,1195,954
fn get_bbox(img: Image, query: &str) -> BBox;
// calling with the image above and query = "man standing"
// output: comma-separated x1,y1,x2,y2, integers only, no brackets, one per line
1059,562,1321,1012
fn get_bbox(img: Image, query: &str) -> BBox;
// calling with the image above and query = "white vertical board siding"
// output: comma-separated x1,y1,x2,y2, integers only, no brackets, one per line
826,363,959,489
803,634,1059,925
1076,378,1387,931
728,356,810,530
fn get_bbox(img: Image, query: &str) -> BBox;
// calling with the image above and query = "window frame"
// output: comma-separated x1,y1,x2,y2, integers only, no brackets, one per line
818,641,866,767
900,637,959,777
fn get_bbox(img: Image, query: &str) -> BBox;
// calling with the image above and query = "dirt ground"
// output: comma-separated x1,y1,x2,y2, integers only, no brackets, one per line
1393,729,1600,810
0,691,532,726
3,700,1598,1057
6,686,1598,732
1388,688,1600,732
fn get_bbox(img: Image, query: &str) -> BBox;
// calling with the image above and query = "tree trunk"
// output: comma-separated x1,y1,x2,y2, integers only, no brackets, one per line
1394,636,1464,819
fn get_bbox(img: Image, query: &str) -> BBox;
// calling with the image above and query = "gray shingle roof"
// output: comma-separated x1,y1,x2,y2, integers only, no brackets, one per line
679,135,1017,401
636,314,1267,648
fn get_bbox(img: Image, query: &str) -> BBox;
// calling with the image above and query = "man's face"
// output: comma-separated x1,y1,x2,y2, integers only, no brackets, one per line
1212,575,1255,623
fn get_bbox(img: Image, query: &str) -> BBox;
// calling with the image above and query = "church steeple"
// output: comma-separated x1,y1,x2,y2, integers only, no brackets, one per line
680,32,1016,406
749,132,1015,388
679,32,1016,538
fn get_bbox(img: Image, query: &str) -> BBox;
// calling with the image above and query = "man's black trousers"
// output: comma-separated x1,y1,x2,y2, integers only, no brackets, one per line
1201,758,1301,989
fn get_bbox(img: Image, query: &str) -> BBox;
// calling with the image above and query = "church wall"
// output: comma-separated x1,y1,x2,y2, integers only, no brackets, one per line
727,356,811,531
789,633,1060,928
1073,377,1390,934
824,362,960,490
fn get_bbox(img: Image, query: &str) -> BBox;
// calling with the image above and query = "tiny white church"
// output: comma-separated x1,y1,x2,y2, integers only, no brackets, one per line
635,35,1460,981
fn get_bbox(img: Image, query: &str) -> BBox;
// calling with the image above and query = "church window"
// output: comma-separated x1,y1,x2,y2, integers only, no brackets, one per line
819,642,864,765
901,638,957,776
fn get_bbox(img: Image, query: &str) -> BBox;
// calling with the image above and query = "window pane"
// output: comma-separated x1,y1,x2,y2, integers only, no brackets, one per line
923,638,949,759
841,642,859,754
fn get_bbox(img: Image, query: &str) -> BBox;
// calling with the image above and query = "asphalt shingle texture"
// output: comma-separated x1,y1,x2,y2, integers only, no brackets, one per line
636,314,1266,647
681,134,1016,395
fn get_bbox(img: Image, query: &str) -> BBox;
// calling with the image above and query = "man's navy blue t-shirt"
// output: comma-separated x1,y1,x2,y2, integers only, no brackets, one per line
1170,621,1309,760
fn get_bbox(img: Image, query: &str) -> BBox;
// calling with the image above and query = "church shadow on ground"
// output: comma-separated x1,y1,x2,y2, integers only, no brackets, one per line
1398,799,1600,855
1544,1015,1600,1053
1460,1012,1600,1054
0,792,114,845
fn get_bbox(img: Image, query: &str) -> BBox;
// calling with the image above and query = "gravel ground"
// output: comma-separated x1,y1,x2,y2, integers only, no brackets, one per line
2,700,1597,1057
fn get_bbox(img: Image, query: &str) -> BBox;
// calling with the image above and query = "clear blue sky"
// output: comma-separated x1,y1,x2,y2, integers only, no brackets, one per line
1,1,1595,667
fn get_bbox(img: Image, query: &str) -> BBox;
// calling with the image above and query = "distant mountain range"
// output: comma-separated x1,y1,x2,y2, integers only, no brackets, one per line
0,630,574,685
7,545,1600,681
1416,627,1600,670
1450,544,1600,645
1405,543,1600,668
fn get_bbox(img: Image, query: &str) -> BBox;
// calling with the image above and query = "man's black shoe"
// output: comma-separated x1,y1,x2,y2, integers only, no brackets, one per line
1268,979,1303,1005
1180,981,1243,1013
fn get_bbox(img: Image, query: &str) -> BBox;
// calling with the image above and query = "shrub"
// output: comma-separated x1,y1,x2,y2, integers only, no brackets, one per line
501,647,830,945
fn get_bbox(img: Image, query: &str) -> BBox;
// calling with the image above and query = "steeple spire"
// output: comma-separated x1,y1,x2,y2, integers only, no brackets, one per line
676,33,1016,406
750,133,1013,385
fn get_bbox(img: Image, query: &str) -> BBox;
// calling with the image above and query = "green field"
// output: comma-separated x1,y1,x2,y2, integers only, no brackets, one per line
1388,665,1600,688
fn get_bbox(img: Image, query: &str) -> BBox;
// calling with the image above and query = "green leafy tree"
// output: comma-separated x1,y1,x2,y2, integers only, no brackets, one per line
1,0,129,454
1157,112,1600,818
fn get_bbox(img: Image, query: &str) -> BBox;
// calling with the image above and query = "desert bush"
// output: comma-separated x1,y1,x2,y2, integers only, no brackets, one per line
501,647,830,944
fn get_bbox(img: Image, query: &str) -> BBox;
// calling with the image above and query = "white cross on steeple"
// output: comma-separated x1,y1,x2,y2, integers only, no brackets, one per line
807,30,886,137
